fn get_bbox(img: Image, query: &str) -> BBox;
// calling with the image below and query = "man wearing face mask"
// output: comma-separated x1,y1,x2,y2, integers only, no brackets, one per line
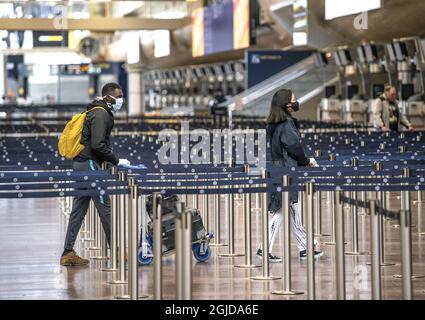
60,82,131,266
257,89,323,262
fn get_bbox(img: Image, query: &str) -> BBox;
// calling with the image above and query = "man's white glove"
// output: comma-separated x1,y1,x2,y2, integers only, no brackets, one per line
309,157,319,167
118,158,131,166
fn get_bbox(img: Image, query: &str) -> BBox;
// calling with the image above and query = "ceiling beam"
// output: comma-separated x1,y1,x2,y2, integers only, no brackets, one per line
0,17,189,32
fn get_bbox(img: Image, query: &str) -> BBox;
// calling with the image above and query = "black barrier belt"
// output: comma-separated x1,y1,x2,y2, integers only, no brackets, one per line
134,177,423,188
0,180,127,191
137,184,425,196
133,172,257,180
0,171,110,178
0,165,72,171
125,165,246,174
339,194,400,221
266,167,422,176
0,188,129,199
0,174,117,183
276,176,424,184
133,168,423,180
1,181,424,198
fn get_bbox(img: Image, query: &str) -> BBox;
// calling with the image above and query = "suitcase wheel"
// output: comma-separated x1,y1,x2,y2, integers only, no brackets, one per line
192,243,211,262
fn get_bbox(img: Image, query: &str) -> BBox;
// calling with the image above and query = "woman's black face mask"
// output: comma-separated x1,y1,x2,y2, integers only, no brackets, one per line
283,101,300,112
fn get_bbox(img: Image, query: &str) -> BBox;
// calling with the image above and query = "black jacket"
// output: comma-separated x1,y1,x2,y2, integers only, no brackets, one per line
267,117,309,167
267,117,309,211
75,99,119,165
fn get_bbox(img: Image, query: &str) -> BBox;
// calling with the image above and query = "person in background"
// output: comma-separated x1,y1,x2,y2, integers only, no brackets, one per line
257,89,323,262
213,89,226,105
60,82,131,266
372,85,413,132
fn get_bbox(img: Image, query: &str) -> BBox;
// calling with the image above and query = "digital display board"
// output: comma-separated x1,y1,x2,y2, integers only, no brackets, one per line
246,50,315,88
192,0,254,57
33,30,68,48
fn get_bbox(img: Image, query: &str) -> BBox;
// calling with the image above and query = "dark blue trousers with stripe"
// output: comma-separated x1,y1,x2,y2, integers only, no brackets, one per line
64,160,111,251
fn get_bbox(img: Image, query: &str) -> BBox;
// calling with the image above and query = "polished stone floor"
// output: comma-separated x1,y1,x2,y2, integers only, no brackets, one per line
0,192,424,300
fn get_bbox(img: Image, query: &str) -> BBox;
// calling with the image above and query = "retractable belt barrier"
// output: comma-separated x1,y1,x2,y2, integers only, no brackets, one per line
0,166,423,196
1,120,425,300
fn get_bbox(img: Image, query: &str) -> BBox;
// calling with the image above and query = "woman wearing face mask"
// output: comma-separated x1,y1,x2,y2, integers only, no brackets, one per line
257,89,323,262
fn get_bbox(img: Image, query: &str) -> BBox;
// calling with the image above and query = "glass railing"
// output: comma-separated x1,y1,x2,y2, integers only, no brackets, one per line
225,55,339,118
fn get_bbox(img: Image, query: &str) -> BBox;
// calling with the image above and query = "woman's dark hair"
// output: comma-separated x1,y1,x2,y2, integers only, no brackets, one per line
266,89,293,124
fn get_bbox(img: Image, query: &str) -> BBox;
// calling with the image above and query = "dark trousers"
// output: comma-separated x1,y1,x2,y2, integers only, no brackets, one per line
63,160,111,251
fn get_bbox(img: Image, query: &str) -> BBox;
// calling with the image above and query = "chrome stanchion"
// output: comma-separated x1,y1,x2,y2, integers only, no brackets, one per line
323,190,336,246
129,180,141,299
203,195,209,232
359,191,367,216
100,166,118,272
399,168,413,299
415,189,425,235
369,200,382,300
92,170,109,260
323,154,337,246
414,190,425,204
193,194,198,210
87,202,100,251
175,201,192,300
235,165,260,269
346,158,364,255
93,162,109,259
175,202,183,299
116,178,148,300
418,201,425,236
399,206,413,299
374,161,396,267
346,189,369,256
209,190,227,247
393,168,424,280
108,171,127,285
306,182,316,300
314,191,321,236
314,190,330,237
251,170,280,281
334,190,346,300
301,191,306,225
218,191,243,258
219,159,243,258
92,218,108,260
82,203,95,243
272,175,303,296
254,193,261,212
153,192,163,300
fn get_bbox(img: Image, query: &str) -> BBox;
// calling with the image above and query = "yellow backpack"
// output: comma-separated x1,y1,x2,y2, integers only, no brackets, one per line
58,106,105,160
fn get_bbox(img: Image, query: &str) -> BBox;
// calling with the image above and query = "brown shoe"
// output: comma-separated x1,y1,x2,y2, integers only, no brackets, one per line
60,250,89,266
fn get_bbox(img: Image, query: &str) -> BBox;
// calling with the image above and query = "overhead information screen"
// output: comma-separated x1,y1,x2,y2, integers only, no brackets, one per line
192,0,254,57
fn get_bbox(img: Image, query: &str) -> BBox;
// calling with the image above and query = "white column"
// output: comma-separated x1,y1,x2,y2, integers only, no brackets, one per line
127,64,145,116
0,53,5,99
